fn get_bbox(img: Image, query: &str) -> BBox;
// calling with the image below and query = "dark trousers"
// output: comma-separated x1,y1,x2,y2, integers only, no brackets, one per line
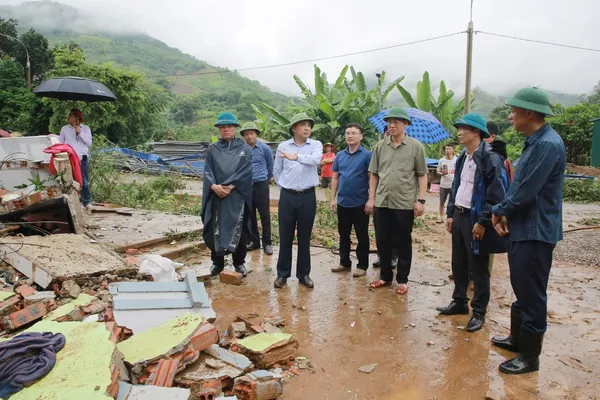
337,205,370,270
276,189,316,279
321,177,332,188
246,180,272,247
509,240,555,335
80,156,91,206
375,207,414,283
211,208,249,268
451,210,491,315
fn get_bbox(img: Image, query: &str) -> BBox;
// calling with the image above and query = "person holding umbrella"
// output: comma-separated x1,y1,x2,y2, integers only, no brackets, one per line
59,108,93,208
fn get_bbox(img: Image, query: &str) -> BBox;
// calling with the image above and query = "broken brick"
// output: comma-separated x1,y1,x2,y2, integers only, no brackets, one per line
105,322,133,344
234,372,283,400
83,300,108,315
4,302,46,332
0,295,22,317
219,270,243,285
139,345,199,387
15,284,36,298
189,323,219,352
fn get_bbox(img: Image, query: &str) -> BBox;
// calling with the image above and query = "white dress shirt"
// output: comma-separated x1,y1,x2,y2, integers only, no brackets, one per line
455,152,476,209
59,124,93,158
273,138,323,191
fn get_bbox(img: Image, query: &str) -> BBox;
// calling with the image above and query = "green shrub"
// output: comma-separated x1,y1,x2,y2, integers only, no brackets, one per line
563,179,600,203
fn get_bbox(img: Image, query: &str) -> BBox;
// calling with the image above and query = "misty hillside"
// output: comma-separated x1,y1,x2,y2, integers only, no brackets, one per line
0,1,289,105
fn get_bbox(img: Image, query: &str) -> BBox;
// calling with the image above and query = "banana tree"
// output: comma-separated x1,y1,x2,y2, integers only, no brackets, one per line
250,103,289,142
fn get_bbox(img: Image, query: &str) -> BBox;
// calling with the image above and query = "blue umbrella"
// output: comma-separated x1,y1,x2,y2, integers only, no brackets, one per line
368,108,450,144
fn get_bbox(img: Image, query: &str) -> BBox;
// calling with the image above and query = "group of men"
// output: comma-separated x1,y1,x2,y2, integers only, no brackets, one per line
200,87,566,375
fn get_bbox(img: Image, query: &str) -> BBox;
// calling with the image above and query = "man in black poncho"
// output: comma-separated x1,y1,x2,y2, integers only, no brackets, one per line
202,112,253,277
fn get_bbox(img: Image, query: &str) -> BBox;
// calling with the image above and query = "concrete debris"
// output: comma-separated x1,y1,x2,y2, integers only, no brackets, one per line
45,293,96,321
110,271,216,334
294,357,310,370
231,322,248,338
235,333,299,369
175,353,244,392
24,291,56,305
234,370,283,400
219,270,243,285
0,234,136,289
0,293,21,317
205,358,223,369
203,344,253,371
358,364,378,373
60,280,81,299
117,382,192,400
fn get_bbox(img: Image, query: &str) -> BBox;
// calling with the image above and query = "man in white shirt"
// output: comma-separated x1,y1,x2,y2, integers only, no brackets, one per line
59,109,93,207
437,144,457,223
272,112,323,289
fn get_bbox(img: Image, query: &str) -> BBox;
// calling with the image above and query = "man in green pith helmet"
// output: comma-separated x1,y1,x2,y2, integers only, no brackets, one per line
240,122,274,256
272,112,323,289
367,107,428,295
491,87,566,375
202,112,253,278
436,112,508,333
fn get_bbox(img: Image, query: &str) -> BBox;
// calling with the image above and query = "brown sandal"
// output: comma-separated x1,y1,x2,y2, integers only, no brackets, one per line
370,280,392,289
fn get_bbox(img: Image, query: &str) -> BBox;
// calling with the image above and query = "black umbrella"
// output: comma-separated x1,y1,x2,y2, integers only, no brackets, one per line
33,76,117,102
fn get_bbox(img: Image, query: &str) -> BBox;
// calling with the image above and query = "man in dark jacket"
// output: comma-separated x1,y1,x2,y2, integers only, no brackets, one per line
436,113,508,332
202,112,253,278
492,87,566,375
485,122,514,182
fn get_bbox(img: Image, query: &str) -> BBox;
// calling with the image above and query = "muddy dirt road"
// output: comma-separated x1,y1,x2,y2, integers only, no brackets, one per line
175,201,600,400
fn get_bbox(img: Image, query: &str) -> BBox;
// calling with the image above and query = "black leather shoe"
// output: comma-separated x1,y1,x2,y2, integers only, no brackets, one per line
210,264,224,277
235,264,247,277
467,312,486,332
372,258,381,268
492,305,521,352
499,332,543,374
263,245,273,255
299,276,314,289
436,301,470,315
274,277,287,288
246,242,260,251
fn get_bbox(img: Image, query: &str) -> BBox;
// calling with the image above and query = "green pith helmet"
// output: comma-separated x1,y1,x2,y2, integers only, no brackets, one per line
240,122,261,136
214,112,240,127
454,113,490,138
507,87,554,116
288,112,315,135
383,107,412,125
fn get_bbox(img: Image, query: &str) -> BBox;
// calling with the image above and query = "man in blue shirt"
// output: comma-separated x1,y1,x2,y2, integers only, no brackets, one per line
330,123,372,277
491,87,566,375
240,122,274,255
272,112,323,289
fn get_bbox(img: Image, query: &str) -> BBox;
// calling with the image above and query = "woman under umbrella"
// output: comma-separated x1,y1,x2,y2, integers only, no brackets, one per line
58,108,92,208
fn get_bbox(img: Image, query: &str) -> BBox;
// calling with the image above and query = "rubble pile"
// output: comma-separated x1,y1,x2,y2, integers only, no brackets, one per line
0,255,310,400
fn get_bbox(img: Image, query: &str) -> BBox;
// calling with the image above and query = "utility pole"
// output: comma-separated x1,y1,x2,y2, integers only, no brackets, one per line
0,33,31,90
464,0,474,113
376,73,383,139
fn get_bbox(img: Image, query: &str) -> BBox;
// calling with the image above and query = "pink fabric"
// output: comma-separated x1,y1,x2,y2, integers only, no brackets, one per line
455,152,476,209
43,144,83,187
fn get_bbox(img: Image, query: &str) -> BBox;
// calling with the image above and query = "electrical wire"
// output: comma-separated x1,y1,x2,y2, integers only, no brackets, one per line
476,31,600,53
147,31,466,78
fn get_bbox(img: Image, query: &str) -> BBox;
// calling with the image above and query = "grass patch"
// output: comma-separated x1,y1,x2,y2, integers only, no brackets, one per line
563,179,600,203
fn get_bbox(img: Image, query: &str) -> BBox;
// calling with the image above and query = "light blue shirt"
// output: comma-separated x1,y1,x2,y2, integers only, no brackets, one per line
273,138,323,191
251,140,274,182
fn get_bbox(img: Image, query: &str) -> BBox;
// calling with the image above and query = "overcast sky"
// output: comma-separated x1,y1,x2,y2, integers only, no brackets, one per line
3,0,599,97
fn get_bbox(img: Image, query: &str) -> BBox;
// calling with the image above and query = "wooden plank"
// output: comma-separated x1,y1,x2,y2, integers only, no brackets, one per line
113,298,193,310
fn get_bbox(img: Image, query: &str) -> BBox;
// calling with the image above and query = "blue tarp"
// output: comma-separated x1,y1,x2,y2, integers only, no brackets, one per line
103,148,206,174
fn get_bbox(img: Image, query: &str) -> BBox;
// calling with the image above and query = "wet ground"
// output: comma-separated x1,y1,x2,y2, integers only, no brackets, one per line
184,215,600,400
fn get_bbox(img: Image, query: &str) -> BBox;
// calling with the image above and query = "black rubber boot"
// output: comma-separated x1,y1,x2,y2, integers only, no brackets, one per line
492,305,521,352
210,264,224,277
499,332,543,375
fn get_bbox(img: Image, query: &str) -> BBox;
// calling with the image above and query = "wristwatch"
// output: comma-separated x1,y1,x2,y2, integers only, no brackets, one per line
418,198,426,204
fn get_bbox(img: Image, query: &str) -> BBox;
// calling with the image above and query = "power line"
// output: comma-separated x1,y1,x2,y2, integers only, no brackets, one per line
476,30,600,53
148,31,466,78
